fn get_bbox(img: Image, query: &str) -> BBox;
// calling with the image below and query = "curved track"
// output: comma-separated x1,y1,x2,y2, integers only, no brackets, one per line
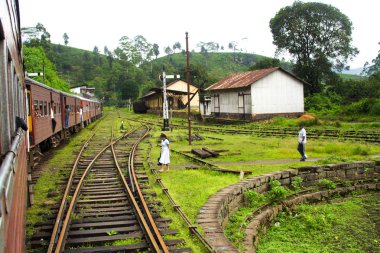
47,124,187,252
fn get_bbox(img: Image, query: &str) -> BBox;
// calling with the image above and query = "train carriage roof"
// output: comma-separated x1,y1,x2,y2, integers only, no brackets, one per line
25,77,100,103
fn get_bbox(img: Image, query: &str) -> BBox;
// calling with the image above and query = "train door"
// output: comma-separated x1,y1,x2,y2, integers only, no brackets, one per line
62,96,67,128
26,86,34,146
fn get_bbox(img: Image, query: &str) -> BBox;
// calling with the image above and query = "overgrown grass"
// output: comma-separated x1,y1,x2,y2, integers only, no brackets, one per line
257,196,380,253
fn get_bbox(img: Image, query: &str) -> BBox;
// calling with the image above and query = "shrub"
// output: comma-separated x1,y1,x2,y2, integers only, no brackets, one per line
343,98,380,116
298,118,321,127
319,179,336,189
351,146,369,156
268,180,288,202
334,121,342,128
244,190,265,207
369,99,380,115
305,92,342,112
291,176,303,191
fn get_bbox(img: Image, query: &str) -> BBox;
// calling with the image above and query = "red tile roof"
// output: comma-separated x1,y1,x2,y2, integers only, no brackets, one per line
206,67,300,91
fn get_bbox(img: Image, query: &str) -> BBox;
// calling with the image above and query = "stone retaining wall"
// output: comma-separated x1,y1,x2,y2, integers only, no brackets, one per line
243,186,380,253
196,161,380,252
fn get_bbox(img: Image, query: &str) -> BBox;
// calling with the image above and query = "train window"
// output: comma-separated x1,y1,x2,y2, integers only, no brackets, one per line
39,101,43,116
54,103,57,114
44,101,48,116
33,100,38,116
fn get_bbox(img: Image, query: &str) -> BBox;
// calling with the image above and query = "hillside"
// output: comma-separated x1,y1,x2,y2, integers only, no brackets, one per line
49,44,272,88
150,52,265,83
48,44,284,98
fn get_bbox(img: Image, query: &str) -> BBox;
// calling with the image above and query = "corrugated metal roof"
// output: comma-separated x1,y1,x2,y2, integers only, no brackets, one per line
206,67,281,91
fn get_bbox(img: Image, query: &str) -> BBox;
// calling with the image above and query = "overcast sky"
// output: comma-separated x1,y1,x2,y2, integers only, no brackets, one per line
19,0,379,69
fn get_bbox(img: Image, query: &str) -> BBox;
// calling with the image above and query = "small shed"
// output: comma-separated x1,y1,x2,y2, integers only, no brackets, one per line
204,67,306,120
141,80,199,111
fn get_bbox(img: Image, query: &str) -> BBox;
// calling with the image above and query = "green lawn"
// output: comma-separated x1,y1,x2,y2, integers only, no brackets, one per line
257,195,380,253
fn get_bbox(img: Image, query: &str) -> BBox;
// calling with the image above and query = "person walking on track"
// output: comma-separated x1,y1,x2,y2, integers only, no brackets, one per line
298,124,307,161
158,133,170,172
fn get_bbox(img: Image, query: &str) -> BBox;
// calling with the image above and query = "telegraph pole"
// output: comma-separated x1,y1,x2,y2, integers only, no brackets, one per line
160,72,180,131
161,71,170,131
186,32,192,145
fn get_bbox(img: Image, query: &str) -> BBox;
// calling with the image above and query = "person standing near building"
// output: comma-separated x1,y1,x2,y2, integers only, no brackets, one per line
158,133,170,172
51,102,56,132
79,106,83,128
297,124,307,161
65,105,70,128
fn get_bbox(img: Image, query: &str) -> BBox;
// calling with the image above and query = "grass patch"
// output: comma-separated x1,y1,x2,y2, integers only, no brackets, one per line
257,195,380,253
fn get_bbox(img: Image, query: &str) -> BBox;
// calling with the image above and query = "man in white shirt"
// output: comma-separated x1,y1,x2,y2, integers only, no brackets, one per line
297,124,307,161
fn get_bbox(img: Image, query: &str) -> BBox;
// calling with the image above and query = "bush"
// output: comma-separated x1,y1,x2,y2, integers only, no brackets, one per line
369,99,380,115
351,146,369,156
291,176,303,191
298,118,321,127
268,180,288,202
343,98,372,115
319,179,336,189
305,92,341,112
244,190,266,207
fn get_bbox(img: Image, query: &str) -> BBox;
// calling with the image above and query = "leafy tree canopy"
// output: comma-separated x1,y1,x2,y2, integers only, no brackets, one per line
23,46,71,92
270,1,358,94
363,42,380,77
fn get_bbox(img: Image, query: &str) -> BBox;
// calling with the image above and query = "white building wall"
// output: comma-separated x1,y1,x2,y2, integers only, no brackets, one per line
71,87,82,95
250,71,304,114
210,88,251,114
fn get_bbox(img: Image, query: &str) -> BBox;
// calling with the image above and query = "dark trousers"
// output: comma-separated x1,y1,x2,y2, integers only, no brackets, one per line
297,142,306,159
52,119,57,132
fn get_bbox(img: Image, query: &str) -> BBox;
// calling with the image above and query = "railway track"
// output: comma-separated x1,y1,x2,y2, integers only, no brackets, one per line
29,120,190,252
130,118,380,143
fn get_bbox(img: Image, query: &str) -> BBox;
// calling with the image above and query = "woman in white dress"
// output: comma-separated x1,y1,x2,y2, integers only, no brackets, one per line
158,133,170,172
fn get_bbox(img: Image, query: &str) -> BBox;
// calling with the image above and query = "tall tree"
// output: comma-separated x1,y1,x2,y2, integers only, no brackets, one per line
164,46,173,55
116,35,153,66
152,43,160,59
173,41,181,53
197,42,219,52
270,1,358,94
104,46,109,55
63,32,69,45
363,42,380,77
93,46,99,54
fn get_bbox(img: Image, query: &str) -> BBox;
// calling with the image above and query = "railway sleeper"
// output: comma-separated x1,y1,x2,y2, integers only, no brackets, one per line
65,241,149,253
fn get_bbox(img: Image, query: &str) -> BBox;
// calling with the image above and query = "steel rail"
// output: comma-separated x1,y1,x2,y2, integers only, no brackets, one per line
110,127,164,252
146,144,216,253
47,133,95,253
128,126,169,253
53,129,133,253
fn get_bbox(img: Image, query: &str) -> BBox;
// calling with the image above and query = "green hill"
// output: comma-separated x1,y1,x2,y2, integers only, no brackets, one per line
48,44,282,97
150,52,265,83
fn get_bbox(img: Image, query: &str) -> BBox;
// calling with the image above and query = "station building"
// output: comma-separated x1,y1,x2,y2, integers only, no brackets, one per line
141,80,199,112
203,67,306,120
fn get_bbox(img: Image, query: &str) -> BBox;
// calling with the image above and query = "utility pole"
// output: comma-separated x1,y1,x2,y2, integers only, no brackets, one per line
186,32,192,145
160,72,180,131
161,71,170,131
